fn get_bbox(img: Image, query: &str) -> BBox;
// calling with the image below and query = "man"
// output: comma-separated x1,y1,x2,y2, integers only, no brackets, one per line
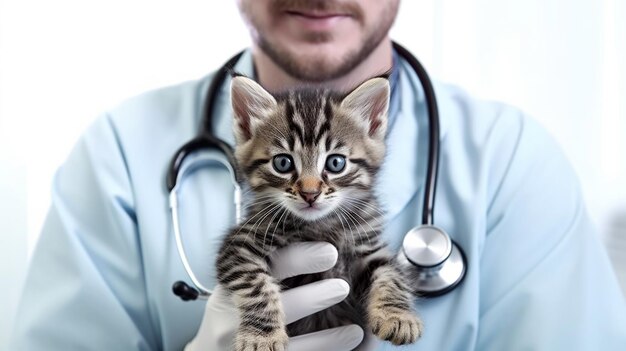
11,0,626,350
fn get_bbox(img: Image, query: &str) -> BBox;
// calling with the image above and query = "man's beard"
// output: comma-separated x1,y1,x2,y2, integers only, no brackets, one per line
253,0,399,82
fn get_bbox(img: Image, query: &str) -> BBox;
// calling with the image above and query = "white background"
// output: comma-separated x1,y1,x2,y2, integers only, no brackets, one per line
1,0,625,349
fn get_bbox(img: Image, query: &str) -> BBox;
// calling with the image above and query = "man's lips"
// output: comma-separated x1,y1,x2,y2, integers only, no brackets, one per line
285,10,351,19
283,10,351,30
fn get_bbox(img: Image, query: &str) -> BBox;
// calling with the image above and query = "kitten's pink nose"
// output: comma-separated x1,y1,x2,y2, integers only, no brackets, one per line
299,190,321,205
297,177,322,205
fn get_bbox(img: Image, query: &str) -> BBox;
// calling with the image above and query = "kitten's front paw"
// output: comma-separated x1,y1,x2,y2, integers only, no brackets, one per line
235,328,289,351
369,309,423,345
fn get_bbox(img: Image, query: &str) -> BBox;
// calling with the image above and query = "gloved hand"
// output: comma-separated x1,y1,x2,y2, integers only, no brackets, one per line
184,242,367,351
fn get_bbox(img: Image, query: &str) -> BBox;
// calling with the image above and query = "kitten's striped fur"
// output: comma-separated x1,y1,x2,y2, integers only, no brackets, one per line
216,76,422,351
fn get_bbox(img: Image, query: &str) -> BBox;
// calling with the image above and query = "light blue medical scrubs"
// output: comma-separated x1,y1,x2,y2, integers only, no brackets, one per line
11,49,626,350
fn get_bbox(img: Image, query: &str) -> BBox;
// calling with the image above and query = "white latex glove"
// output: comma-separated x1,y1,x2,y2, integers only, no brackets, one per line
184,242,367,351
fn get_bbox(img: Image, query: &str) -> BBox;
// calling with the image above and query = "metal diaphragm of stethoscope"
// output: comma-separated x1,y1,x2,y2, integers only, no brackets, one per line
168,41,466,301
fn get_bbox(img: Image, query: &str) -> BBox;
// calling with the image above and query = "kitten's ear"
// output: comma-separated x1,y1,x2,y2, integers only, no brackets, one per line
230,75,277,143
340,77,390,140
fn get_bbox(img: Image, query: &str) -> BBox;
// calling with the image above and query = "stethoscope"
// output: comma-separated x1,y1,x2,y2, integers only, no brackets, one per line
168,41,466,301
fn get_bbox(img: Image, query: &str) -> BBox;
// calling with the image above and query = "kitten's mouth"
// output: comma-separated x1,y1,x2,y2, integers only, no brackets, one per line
292,202,333,221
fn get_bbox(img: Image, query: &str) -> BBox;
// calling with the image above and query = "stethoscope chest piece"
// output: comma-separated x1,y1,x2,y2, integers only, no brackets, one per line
397,225,466,297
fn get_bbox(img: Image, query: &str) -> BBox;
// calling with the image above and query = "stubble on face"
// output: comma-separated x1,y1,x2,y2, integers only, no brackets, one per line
241,0,399,82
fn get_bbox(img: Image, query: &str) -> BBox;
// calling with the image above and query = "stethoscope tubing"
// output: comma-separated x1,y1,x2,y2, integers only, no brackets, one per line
169,153,243,299
390,42,440,226
166,52,245,193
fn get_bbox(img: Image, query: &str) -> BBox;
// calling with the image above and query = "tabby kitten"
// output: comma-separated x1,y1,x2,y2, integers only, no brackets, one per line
216,75,422,351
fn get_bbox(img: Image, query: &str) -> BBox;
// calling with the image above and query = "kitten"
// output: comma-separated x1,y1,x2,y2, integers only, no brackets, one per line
216,75,422,351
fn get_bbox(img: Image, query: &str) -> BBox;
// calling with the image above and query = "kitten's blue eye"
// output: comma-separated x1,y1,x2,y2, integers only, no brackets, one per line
325,154,346,173
273,154,294,173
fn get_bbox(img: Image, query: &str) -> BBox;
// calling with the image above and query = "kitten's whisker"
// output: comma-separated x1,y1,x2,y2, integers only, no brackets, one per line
263,202,286,250
343,197,386,217
269,202,289,249
332,209,354,248
341,199,384,230
240,190,279,202
241,198,276,211
281,206,290,237
343,196,383,211
238,194,275,206
249,202,282,248
332,208,348,237
240,196,275,206
342,201,386,229
231,202,277,237
337,205,362,248
338,205,373,248
241,192,278,201
221,202,279,253
345,204,381,239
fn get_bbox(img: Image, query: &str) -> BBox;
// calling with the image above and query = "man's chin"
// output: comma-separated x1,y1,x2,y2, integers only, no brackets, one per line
274,48,356,81
257,26,374,81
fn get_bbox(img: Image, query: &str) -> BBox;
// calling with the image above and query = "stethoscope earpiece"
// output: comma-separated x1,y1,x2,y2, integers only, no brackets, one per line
172,281,200,301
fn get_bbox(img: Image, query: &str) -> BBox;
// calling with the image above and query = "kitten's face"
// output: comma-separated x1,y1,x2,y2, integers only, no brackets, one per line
231,76,389,221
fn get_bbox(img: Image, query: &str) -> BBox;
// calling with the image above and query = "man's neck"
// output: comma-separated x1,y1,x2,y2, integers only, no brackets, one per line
252,38,393,92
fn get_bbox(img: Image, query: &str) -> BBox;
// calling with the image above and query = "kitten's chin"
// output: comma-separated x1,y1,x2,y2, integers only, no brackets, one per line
290,205,334,222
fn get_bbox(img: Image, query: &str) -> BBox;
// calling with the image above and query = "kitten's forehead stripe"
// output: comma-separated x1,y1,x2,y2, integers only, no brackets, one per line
324,136,332,152
286,99,305,146
314,97,332,145
296,94,315,146
287,133,295,151
282,90,336,148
